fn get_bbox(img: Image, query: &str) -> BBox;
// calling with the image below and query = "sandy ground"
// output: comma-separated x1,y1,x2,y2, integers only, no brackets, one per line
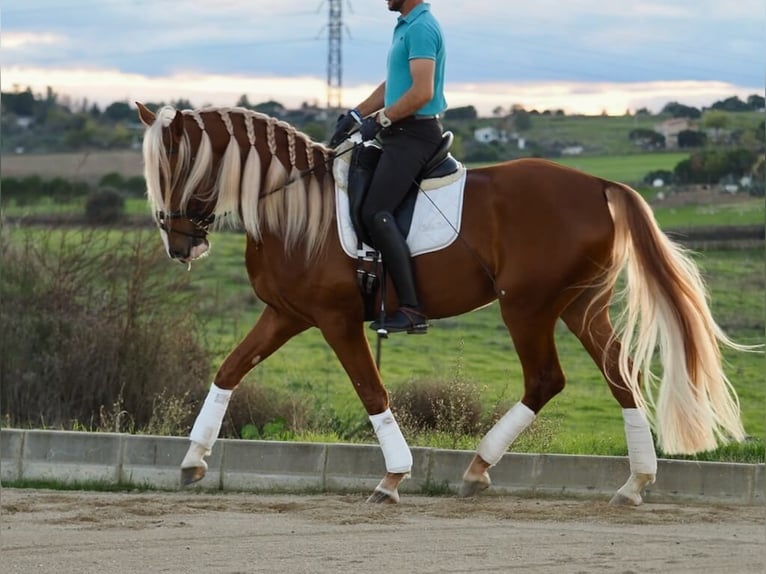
2,489,763,574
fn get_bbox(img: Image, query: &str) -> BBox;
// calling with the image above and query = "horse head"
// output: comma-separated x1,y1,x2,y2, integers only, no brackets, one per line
137,102,213,264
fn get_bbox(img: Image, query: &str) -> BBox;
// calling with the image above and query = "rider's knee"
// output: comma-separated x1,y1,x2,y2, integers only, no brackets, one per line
363,209,394,232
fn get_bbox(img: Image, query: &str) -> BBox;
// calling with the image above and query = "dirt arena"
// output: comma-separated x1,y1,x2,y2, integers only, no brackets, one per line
2,488,763,573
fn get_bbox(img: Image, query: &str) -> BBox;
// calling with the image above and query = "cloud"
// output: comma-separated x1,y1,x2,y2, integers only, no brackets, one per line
1,1,763,115
3,65,759,117
1,31,66,50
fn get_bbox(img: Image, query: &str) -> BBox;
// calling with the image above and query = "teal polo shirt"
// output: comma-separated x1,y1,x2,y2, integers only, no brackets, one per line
384,3,447,116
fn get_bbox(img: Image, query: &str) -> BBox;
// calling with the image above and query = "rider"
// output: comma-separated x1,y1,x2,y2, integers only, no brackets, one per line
330,0,447,334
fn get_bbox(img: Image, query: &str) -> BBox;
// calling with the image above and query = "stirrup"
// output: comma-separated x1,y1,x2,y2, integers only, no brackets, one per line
370,307,429,335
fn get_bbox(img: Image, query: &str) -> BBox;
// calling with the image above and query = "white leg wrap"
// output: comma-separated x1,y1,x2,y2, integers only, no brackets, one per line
477,402,536,466
189,383,233,451
623,408,657,475
369,409,412,474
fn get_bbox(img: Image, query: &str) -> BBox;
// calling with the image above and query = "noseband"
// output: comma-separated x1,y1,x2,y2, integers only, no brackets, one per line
156,210,215,240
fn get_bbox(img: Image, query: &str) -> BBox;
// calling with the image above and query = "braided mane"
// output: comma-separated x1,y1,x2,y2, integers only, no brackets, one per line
142,105,336,258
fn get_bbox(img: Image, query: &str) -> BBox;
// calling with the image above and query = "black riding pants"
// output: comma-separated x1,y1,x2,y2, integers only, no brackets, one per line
360,117,443,231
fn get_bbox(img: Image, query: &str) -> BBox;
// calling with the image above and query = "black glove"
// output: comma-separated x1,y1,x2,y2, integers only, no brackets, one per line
359,116,382,142
329,108,362,147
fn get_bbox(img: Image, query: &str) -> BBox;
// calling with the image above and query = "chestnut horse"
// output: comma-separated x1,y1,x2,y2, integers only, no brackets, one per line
137,103,747,505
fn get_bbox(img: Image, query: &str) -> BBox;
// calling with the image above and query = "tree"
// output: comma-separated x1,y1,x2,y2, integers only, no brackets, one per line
104,101,133,122
701,110,731,131
711,96,749,112
236,94,253,110
677,130,707,148
746,94,765,110
661,101,701,118
2,86,36,116
443,106,477,120
674,149,757,184
512,108,532,132
253,100,286,117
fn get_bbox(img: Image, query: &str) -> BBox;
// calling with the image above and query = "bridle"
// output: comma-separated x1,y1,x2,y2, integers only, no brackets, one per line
156,210,215,240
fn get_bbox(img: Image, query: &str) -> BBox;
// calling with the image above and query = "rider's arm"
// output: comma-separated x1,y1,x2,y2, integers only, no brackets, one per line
356,82,386,118
383,58,435,122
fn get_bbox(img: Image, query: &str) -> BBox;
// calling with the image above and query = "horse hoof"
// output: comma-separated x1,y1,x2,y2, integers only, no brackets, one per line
459,479,489,498
366,488,400,504
609,492,642,507
180,466,206,486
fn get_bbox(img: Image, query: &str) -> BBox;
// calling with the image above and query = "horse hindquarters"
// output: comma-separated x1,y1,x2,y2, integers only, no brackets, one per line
604,184,745,455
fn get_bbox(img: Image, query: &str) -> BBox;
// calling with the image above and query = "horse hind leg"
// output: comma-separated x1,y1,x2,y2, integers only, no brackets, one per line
560,289,657,506
461,309,564,498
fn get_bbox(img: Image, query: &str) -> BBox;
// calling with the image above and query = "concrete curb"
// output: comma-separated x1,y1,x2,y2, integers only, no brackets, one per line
1,429,763,504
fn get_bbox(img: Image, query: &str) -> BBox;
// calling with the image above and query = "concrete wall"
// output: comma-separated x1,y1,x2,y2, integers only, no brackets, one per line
1,429,763,504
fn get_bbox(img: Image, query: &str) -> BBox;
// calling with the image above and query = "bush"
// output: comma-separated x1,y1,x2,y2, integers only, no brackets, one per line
391,376,483,439
85,188,125,224
98,172,125,189
221,382,316,440
0,226,211,432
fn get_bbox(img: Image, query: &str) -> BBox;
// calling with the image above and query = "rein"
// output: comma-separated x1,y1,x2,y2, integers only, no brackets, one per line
260,139,363,200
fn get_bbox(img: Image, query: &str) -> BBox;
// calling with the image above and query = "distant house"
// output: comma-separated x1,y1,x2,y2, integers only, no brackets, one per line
473,126,509,144
655,118,696,149
15,116,33,129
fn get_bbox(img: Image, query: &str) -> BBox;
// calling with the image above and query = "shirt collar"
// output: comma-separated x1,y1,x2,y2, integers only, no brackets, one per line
398,2,430,25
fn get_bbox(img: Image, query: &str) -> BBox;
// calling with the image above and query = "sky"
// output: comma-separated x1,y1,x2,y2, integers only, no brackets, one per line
1,0,764,117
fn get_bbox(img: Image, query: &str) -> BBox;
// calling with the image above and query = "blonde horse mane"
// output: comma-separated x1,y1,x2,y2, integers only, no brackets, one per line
142,105,336,259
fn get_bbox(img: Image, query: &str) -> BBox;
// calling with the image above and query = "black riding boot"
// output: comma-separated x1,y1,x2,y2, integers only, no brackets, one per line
368,211,428,334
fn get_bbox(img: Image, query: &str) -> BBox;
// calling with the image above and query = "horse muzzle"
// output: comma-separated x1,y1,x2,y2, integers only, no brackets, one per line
159,227,210,263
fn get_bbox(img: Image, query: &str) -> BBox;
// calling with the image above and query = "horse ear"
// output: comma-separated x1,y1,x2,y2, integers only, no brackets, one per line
136,102,156,126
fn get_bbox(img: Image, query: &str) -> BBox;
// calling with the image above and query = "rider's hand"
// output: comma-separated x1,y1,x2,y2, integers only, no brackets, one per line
329,108,362,147
359,116,382,142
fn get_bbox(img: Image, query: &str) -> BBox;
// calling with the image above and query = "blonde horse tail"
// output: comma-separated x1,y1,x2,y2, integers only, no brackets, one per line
604,183,749,455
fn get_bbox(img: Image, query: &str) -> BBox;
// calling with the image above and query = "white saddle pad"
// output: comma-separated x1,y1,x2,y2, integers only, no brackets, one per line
333,138,467,259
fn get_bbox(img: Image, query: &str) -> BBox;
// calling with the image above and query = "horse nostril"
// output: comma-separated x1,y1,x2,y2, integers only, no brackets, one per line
169,246,189,259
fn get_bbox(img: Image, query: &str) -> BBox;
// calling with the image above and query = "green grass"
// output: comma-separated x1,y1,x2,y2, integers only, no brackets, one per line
2,197,150,218
653,199,764,228
461,110,764,158
552,152,689,183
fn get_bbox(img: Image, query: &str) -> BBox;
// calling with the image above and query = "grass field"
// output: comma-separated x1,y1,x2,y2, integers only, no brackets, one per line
553,152,688,183
473,110,764,157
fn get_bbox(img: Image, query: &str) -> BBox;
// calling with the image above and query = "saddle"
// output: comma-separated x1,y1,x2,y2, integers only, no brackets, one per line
346,131,460,319
348,131,460,247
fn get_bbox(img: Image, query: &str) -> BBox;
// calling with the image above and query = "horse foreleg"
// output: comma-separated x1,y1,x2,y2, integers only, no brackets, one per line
181,306,309,486
319,316,411,503
181,384,233,485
